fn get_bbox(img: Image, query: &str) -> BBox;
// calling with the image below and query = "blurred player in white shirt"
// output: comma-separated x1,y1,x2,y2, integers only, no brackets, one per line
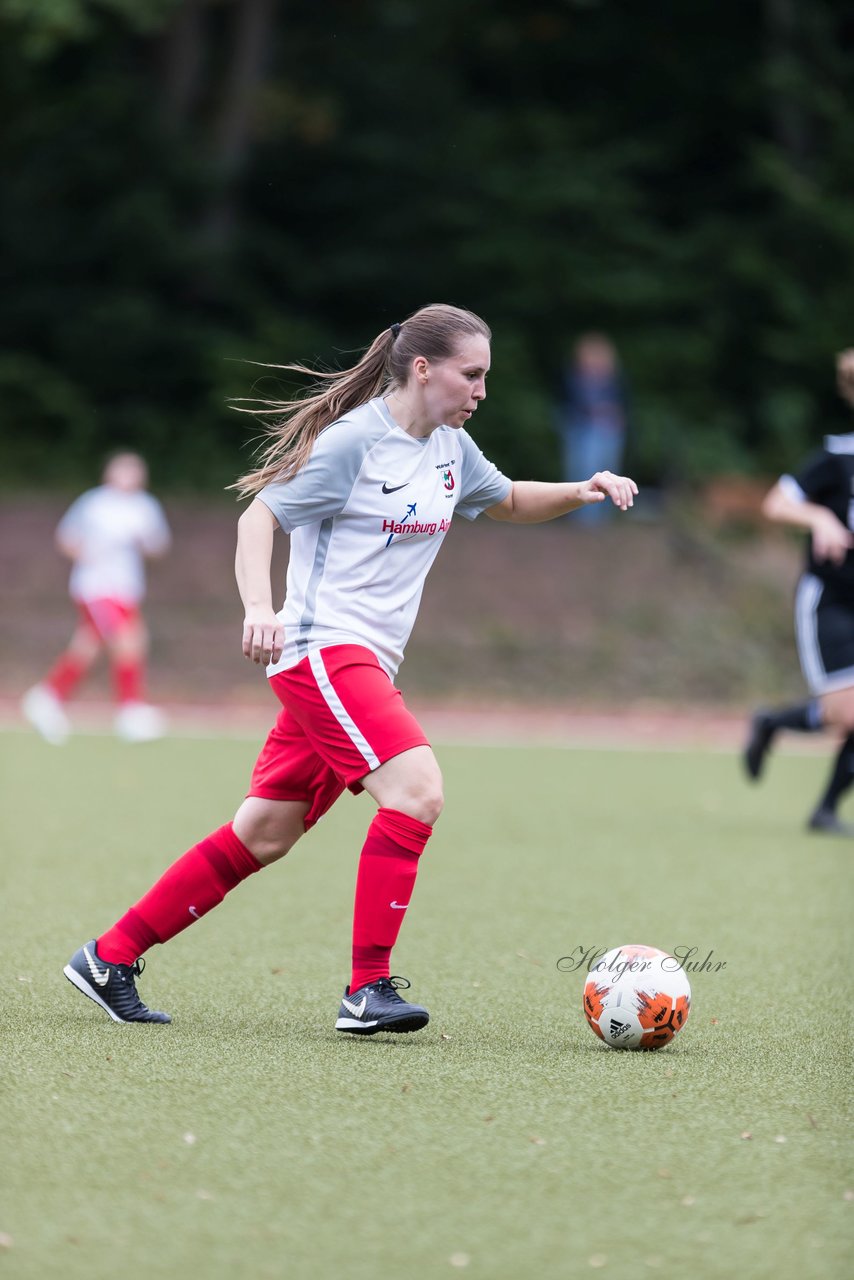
22,451,171,743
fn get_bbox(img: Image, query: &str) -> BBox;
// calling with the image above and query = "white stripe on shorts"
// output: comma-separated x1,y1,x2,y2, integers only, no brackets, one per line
795,573,825,694
308,648,381,771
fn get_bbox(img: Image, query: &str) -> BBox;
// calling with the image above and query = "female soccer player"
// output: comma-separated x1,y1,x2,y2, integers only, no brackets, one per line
744,349,854,835
63,304,637,1032
22,452,171,744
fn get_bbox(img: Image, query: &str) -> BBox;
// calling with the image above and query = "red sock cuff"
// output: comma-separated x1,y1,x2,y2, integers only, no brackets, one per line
98,908,160,963
372,808,433,855
97,824,262,966
202,823,263,883
113,660,144,704
45,654,87,700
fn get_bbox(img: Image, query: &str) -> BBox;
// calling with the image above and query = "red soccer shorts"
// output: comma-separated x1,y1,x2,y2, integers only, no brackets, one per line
77,598,140,641
248,644,430,829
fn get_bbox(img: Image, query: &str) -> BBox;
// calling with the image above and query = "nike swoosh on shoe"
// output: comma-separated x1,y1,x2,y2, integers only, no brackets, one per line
83,945,111,987
341,995,368,1016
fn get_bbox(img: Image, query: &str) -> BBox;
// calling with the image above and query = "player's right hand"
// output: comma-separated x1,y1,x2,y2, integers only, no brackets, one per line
811,510,854,565
242,609,284,665
579,471,638,512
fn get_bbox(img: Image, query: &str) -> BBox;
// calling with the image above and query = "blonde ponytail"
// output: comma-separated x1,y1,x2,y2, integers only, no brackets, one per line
231,303,491,498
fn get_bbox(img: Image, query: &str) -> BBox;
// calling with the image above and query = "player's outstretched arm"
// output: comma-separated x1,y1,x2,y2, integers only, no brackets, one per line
486,472,638,524
235,498,285,664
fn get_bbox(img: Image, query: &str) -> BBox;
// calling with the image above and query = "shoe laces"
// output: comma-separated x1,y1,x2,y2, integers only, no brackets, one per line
117,957,145,983
372,976,411,1002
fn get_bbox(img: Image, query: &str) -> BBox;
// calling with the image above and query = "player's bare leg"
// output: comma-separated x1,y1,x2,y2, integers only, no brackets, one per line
106,615,166,741
232,796,312,864
66,619,105,668
22,622,102,744
820,687,854,733
360,745,444,825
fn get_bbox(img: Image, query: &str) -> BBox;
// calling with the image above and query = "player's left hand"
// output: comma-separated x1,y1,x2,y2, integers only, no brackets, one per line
579,471,638,512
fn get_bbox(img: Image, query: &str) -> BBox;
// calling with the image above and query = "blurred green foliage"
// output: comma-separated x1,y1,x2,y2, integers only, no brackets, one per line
1,0,852,492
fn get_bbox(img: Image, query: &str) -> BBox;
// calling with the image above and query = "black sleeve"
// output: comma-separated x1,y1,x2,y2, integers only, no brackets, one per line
791,449,839,503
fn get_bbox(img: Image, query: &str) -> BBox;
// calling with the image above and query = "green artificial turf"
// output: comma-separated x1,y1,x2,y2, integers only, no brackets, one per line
1,730,851,1280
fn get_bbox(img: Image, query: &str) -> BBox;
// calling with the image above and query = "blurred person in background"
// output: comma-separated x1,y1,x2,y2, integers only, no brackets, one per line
556,332,630,524
21,451,171,745
744,349,854,835
62,303,637,1031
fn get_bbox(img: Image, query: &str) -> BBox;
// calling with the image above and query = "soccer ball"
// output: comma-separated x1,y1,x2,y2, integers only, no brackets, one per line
582,944,691,1050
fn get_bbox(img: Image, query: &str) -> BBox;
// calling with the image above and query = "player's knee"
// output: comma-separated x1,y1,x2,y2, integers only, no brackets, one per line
69,630,101,662
247,832,297,865
395,775,444,826
110,626,147,661
365,748,444,824
232,799,307,866
822,691,854,733
414,785,445,826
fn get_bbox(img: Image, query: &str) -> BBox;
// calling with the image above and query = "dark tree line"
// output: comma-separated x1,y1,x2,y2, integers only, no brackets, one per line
1,0,852,492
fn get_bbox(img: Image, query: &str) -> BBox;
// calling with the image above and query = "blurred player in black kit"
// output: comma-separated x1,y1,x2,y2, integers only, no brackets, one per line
745,349,854,835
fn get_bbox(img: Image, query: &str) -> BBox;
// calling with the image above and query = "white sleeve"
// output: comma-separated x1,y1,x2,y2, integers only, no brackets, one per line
455,430,513,520
257,418,386,531
778,474,807,503
55,492,91,540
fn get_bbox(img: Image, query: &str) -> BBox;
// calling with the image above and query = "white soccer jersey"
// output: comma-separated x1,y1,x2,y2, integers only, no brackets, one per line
57,486,171,604
258,397,512,678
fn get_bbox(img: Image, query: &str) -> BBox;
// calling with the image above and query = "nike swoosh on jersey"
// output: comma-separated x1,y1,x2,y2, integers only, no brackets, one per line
83,945,111,987
381,482,409,494
390,901,409,909
341,995,368,1016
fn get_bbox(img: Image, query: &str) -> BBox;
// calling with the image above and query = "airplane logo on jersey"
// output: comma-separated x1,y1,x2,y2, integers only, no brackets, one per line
385,501,416,548
383,500,451,547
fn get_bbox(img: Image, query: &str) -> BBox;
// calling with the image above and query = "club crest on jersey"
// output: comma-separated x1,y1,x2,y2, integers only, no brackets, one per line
435,459,456,494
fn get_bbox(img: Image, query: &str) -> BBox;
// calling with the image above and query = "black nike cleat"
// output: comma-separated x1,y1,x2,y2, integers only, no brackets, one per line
335,976,429,1036
807,808,854,837
63,940,171,1023
744,710,776,781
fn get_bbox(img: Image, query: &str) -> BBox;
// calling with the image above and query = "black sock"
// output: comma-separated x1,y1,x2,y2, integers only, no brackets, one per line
766,700,823,733
816,733,854,815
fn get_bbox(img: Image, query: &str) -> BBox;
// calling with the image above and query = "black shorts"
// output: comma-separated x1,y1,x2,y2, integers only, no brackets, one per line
795,574,854,695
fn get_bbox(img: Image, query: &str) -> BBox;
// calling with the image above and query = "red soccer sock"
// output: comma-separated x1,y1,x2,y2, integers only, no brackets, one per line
349,808,433,993
113,658,144,704
97,824,262,966
44,653,88,701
